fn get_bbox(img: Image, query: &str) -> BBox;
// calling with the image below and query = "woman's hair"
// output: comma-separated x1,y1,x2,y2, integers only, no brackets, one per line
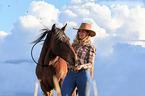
72,30,91,47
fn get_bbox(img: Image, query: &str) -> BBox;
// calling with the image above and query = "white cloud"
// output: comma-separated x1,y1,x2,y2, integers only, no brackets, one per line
0,31,11,42
109,5,145,46
67,2,145,55
18,15,43,34
64,10,77,17
70,0,82,4
0,1,61,61
70,0,94,4
94,43,145,96
129,6,145,40
66,21,77,28
1,0,145,58
15,1,61,37
26,1,145,56
83,18,109,39
76,8,90,16
130,41,145,48
28,1,60,27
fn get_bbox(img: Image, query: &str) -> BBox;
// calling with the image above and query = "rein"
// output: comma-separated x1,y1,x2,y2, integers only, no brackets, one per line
31,40,60,67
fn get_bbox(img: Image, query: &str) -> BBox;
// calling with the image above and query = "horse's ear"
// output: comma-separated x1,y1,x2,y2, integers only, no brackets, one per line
52,24,56,32
61,23,67,32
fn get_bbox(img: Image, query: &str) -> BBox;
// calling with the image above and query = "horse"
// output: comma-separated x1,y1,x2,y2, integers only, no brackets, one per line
32,24,77,96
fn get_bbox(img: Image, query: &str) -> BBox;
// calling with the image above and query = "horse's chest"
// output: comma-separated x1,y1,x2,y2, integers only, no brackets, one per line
36,66,55,78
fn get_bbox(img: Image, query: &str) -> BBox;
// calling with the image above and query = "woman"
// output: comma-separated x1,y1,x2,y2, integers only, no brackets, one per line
61,23,96,96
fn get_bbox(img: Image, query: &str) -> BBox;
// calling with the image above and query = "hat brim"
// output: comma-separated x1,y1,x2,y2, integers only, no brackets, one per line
73,28,96,37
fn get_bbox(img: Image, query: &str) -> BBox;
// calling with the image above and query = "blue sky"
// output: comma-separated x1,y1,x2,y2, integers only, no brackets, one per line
0,0,69,32
0,0,145,96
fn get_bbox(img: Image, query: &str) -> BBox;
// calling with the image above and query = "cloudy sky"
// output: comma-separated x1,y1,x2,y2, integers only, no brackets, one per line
0,0,145,96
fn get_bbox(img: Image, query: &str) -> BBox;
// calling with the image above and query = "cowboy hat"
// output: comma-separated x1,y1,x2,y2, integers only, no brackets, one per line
73,23,96,37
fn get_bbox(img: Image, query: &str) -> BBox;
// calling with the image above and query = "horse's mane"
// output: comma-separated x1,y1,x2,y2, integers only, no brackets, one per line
32,29,52,44
32,27,70,45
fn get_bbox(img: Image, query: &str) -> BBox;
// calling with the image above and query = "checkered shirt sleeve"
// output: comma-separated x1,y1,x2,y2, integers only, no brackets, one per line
67,44,96,71
76,44,96,66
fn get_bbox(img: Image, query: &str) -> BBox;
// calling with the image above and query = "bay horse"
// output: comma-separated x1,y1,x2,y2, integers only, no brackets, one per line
32,24,77,96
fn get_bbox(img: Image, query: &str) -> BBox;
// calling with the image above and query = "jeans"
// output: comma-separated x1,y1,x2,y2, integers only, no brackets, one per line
61,70,92,96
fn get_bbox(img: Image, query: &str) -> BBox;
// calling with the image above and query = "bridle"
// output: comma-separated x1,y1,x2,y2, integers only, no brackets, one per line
31,30,74,67
31,30,61,67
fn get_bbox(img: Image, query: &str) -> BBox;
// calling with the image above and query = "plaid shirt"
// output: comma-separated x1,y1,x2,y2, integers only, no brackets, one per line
68,42,96,71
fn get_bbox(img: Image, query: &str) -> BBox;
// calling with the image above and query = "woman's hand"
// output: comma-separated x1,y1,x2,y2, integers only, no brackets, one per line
74,65,84,70
74,63,93,71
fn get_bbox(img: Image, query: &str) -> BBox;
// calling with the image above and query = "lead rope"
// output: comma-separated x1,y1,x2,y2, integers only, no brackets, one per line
31,40,60,67
31,41,40,64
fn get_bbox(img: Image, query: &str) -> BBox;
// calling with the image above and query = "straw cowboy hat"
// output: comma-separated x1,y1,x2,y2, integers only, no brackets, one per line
73,23,96,37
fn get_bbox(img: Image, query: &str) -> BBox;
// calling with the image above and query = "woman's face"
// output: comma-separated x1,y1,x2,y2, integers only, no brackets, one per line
78,30,89,40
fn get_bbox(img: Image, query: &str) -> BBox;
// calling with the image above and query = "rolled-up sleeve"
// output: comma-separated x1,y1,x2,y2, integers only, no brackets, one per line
86,45,96,65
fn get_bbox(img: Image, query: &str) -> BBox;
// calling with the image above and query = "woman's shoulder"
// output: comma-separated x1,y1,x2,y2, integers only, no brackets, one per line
84,43,96,52
84,43,95,48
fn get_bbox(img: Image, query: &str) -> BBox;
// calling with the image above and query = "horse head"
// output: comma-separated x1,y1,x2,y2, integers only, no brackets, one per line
34,24,77,66
49,24,77,66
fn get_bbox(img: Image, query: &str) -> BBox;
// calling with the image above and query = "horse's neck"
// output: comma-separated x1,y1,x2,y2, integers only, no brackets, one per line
43,49,57,65
38,42,57,65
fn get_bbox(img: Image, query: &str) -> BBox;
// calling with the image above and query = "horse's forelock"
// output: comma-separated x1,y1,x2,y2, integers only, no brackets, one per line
32,30,51,44
54,28,70,42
